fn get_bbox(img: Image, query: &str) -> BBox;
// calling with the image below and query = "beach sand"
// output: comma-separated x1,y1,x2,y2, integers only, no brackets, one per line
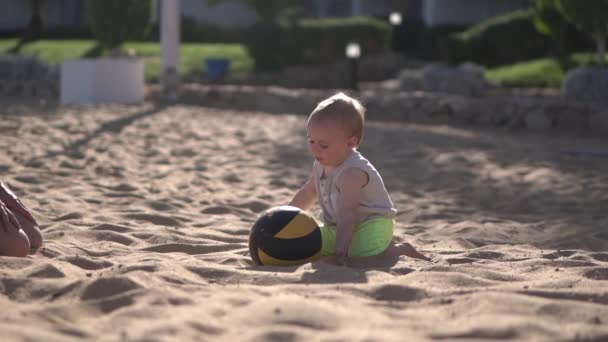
1,102,608,341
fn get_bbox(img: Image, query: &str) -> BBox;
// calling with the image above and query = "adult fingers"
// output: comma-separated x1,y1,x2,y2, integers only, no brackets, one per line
0,204,11,232
8,198,37,224
6,208,22,232
0,183,37,224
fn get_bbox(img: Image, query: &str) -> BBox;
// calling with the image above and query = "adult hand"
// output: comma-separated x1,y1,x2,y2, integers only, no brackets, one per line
0,181,37,225
0,201,22,233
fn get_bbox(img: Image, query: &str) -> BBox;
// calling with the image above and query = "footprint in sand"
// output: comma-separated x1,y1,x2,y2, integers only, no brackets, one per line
53,212,83,221
390,267,416,276
90,230,138,246
583,268,608,281
144,200,175,212
446,257,477,264
122,213,182,227
27,263,66,278
370,284,429,302
141,243,242,255
118,264,159,274
232,200,271,213
590,253,608,262
593,232,608,241
90,223,133,233
404,225,428,235
186,266,235,281
465,251,506,260
541,250,577,259
14,175,45,184
79,279,142,313
201,206,232,215
106,183,138,192
80,276,142,301
0,257,34,269
59,256,114,270
59,160,82,169
223,173,242,183
170,147,197,157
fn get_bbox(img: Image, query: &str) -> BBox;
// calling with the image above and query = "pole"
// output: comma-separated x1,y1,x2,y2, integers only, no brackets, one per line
350,58,358,91
161,0,180,94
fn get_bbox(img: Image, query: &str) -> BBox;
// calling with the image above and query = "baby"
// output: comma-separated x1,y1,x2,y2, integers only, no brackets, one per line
288,93,429,265
0,180,43,257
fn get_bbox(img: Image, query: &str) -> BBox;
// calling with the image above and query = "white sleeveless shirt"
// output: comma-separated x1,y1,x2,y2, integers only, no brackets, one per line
312,150,397,226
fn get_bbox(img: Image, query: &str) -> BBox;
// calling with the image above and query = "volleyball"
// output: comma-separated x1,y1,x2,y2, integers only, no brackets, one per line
249,206,322,266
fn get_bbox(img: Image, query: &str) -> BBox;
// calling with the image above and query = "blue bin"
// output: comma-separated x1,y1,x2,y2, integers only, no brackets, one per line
205,58,231,81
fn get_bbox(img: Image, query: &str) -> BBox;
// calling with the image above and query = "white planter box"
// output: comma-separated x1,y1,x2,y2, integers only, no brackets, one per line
61,58,144,104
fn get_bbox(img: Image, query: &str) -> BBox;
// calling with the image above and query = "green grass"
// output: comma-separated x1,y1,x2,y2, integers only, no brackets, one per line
485,52,606,88
0,39,254,81
3,39,605,88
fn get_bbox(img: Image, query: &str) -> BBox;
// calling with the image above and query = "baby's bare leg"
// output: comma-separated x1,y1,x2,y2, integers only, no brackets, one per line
384,242,431,261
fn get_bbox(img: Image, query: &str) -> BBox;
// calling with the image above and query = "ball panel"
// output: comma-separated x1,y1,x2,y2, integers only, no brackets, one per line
250,206,300,237
274,212,318,239
257,227,322,261
257,249,321,266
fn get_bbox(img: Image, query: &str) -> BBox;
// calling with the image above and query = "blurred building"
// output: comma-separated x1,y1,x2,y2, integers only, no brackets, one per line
0,0,532,31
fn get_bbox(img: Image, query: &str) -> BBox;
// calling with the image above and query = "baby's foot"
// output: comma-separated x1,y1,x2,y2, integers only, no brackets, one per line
385,242,432,261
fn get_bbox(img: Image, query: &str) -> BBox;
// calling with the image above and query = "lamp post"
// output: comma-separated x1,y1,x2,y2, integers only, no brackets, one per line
389,12,402,52
389,12,402,26
345,42,361,91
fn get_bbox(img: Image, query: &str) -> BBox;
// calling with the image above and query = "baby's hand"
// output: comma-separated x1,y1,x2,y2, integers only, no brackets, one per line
335,253,350,266
0,201,22,233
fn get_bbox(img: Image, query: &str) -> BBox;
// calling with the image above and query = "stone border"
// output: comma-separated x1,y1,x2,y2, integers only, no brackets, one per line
149,84,608,134
0,80,58,98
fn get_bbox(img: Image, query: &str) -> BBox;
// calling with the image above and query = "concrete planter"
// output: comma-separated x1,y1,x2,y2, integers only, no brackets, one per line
60,58,144,104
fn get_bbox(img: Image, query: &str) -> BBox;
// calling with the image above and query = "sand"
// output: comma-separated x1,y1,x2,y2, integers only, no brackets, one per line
1,101,608,341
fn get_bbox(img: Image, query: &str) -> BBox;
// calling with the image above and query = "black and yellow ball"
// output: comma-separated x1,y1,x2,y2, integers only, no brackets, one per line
249,206,322,266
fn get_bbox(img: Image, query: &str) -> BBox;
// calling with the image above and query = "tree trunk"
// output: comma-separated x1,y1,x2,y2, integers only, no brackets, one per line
596,37,606,67
23,0,43,42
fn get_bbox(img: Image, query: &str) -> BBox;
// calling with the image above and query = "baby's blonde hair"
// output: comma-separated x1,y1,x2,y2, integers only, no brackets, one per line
308,93,366,145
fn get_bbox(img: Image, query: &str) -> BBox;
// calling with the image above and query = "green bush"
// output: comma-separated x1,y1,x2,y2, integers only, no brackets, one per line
244,16,391,71
86,0,153,51
444,9,553,66
294,17,391,64
535,0,594,56
178,17,245,43
391,18,426,55
558,0,608,65
244,21,300,71
418,24,469,60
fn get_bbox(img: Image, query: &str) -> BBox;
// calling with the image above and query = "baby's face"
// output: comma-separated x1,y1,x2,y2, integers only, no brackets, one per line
306,120,356,167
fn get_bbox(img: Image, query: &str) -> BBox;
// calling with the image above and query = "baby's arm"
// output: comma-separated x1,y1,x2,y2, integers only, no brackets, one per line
335,168,368,265
288,175,317,210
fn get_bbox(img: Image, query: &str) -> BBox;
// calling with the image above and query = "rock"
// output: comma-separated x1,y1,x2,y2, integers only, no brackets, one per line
589,112,608,132
399,62,492,97
562,66,608,104
524,109,552,130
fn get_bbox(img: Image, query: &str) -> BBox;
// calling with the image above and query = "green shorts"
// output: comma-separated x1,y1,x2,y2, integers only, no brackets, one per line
320,217,394,257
